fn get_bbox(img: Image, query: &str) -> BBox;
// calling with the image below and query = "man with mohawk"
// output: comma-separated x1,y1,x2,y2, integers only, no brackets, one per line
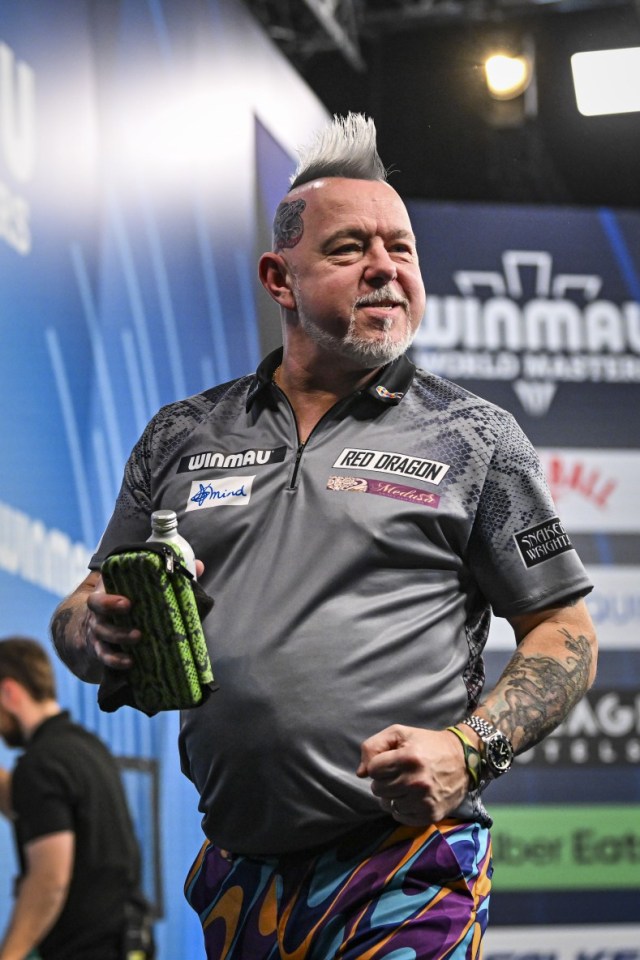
52,113,596,958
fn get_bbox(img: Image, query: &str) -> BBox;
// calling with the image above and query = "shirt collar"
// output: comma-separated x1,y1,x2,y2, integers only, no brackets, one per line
29,709,70,742
245,348,282,411
246,349,415,411
362,353,416,405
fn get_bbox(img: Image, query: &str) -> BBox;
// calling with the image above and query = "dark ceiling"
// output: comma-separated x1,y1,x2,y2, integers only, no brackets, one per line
243,0,640,209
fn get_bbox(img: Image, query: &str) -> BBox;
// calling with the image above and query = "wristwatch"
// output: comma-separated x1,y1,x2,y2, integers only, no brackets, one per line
462,715,514,779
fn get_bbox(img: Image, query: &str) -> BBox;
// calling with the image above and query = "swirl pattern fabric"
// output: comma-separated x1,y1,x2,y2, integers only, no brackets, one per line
184,819,492,959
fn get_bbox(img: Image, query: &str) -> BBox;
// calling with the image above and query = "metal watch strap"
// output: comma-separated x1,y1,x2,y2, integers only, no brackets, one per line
462,715,501,742
462,714,514,778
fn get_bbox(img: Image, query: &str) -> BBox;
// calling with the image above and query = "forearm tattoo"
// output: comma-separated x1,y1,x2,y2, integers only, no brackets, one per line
273,199,306,250
50,607,73,659
50,603,97,680
483,628,593,752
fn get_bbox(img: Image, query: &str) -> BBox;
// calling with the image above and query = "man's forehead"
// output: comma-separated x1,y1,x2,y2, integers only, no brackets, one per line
291,177,412,228
290,176,401,204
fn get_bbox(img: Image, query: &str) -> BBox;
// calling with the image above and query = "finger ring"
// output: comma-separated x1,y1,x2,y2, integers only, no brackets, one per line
390,799,400,816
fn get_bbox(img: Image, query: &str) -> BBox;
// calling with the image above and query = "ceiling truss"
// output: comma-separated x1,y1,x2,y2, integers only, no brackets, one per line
244,0,637,71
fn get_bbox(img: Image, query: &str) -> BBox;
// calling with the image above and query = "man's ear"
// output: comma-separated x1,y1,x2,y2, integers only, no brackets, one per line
258,252,296,311
0,678,21,709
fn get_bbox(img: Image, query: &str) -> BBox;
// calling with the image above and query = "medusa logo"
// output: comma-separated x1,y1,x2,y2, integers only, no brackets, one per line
411,250,640,416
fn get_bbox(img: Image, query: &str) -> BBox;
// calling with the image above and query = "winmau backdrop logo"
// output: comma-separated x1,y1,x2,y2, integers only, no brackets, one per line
410,250,640,416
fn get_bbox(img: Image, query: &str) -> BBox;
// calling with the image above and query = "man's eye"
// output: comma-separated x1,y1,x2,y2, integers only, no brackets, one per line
333,243,362,254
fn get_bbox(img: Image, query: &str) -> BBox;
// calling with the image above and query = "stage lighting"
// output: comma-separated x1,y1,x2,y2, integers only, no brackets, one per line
483,36,537,128
485,53,532,100
571,47,640,116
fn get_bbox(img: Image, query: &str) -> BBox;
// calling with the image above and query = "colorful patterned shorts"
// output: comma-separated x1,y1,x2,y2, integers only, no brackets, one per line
184,818,492,959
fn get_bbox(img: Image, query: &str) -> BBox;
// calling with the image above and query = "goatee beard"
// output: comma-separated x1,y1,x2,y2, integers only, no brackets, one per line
1,724,26,748
296,283,416,368
342,312,415,366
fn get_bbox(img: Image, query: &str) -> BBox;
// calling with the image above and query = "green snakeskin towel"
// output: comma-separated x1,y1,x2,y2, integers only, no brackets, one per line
99,542,216,715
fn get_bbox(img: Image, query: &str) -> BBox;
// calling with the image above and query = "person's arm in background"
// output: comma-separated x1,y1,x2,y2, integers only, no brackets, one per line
0,769,11,818
358,597,597,824
0,832,74,960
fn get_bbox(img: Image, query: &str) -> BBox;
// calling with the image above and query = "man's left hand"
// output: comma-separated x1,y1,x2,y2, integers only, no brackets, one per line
357,724,470,825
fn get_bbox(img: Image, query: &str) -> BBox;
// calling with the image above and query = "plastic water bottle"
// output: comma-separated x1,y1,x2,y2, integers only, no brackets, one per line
147,509,197,578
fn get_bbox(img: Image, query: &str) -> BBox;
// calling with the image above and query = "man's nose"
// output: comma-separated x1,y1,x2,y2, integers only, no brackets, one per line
363,243,398,287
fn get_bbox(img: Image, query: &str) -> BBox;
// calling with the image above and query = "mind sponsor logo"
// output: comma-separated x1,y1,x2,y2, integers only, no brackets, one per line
333,448,450,485
514,516,574,568
186,475,255,510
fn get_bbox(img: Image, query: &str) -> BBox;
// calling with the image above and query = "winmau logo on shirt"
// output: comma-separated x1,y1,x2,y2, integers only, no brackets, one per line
178,446,287,473
333,448,450,485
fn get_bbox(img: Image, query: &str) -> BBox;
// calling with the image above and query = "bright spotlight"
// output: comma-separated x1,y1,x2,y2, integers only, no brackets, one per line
485,53,532,100
571,47,640,116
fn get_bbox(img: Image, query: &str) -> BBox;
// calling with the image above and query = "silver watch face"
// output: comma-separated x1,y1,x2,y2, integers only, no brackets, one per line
486,733,514,774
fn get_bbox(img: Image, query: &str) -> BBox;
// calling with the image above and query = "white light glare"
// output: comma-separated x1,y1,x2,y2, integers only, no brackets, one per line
571,47,640,116
485,54,531,100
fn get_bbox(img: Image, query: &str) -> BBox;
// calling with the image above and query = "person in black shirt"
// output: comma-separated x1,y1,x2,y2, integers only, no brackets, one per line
0,636,151,960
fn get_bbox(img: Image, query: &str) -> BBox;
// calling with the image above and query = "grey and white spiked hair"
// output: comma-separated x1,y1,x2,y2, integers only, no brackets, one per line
289,112,387,190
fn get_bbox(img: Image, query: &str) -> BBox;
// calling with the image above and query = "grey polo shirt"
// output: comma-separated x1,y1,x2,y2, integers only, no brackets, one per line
92,350,592,855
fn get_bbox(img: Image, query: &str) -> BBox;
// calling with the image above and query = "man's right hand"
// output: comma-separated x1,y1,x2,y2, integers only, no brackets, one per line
50,559,205,681
50,571,137,682
85,575,141,671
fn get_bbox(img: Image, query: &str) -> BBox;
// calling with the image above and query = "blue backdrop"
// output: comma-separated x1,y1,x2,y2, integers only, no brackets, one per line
0,1,327,956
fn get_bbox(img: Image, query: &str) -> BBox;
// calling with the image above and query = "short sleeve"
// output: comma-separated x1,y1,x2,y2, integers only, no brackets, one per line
12,753,75,843
89,416,158,567
467,413,593,617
